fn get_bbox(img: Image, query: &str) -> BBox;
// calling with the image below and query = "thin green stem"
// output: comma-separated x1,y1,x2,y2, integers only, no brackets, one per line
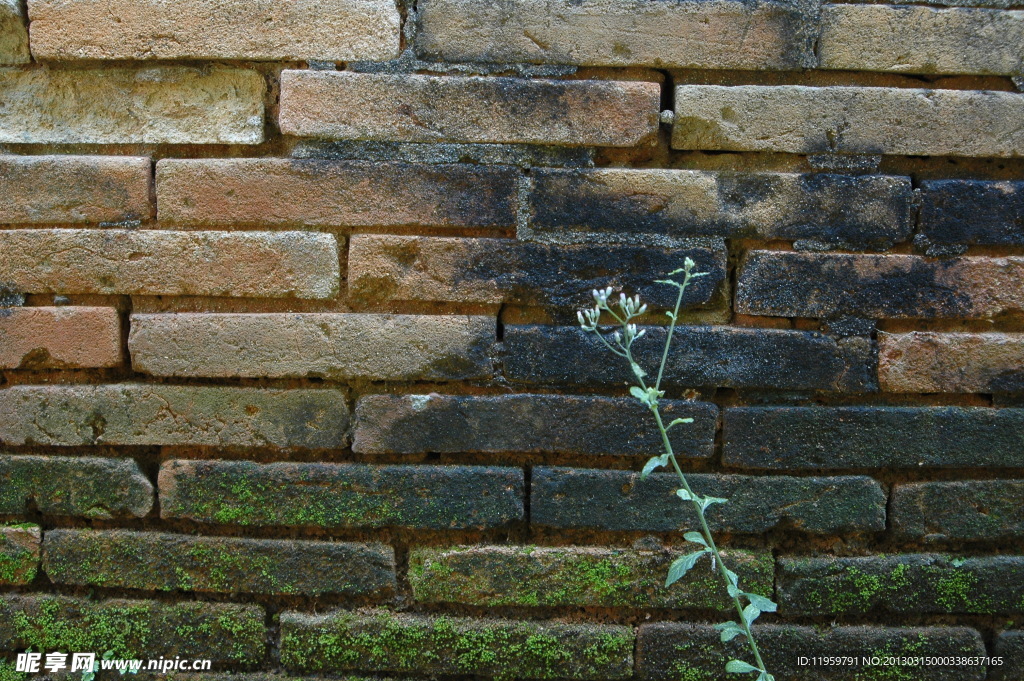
656,273,689,392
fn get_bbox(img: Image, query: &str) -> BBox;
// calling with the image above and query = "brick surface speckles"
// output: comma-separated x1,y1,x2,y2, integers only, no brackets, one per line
0,307,122,370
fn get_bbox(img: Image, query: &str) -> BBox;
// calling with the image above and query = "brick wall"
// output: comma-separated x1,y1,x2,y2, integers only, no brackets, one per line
0,1,1022,679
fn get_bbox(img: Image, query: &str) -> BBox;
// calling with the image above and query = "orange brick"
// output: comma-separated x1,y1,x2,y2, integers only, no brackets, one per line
0,307,122,369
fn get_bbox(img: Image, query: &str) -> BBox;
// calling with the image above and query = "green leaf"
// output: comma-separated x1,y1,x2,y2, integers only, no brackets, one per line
629,385,651,407
666,417,694,429
746,593,777,613
676,489,696,502
728,582,742,598
758,674,776,681
641,455,668,480
683,531,707,546
714,621,745,643
741,603,761,626
665,550,706,587
725,568,739,587
697,495,728,512
665,311,676,321
630,361,647,380
725,660,759,674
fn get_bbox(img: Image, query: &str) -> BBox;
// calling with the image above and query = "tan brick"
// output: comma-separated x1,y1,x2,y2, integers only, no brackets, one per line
736,251,1024,319
0,229,339,299
415,0,815,70
156,159,517,228
279,71,660,147
0,0,29,64
0,66,264,144
820,5,1024,76
0,384,349,448
28,0,400,61
129,313,495,381
673,85,1024,157
0,155,151,225
879,332,1024,393
0,307,122,370
348,234,726,308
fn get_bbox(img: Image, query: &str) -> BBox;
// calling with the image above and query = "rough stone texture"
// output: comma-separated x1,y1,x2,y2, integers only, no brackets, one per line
0,595,265,663
892,481,1024,541
879,332,1024,393
920,180,1024,245
156,159,517,228
353,394,718,457
0,0,28,64
0,384,349,448
637,623,986,680
279,71,660,147
160,460,524,530
414,0,816,70
27,0,400,61
531,467,886,534
0,455,153,519
819,5,1024,76
0,66,265,144
778,554,1024,615
0,229,340,299
0,307,122,370
673,85,1024,157
723,407,1024,469
408,544,773,610
0,155,151,224
280,610,634,679
0,524,40,585
736,251,1024,319
504,325,875,392
44,530,396,599
348,235,726,308
992,631,1024,681
129,313,494,381
530,169,913,249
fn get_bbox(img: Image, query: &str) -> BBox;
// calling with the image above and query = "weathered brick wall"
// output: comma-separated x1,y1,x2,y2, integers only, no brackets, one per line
0,1,1022,679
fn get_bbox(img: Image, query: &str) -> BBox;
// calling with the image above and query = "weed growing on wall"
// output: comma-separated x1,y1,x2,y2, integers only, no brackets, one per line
577,258,776,680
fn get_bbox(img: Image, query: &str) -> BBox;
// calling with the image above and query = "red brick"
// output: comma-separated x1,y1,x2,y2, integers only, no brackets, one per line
880,331,1024,393
0,307,122,370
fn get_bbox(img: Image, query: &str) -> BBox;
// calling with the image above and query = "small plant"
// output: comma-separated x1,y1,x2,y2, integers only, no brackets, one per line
577,258,775,681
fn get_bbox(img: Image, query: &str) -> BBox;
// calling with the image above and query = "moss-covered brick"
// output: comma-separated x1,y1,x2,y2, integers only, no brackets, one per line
159,460,523,530
0,524,39,585
43,530,396,599
637,623,985,680
130,313,495,382
736,251,1024,320
504,325,875,392
156,158,517,228
279,71,659,147
353,394,717,458
0,455,152,519
724,407,1024,469
991,631,1024,681
279,610,633,679
920,180,1024,245
408,544,773,610
531,467,885,535
347,235,727,309
778,554,1024,615
0,384,348,448
0,595,265,663
892,481,1024,541
530,169,913,249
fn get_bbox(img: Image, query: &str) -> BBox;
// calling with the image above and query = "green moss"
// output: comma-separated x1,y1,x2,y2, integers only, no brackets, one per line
930,567,990,613
0,661,27,681
12,598,152,658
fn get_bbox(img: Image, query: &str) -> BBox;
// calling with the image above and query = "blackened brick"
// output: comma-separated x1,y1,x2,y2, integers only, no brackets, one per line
280,610,633,679
992,631,1024,681
504,325,875,392
353,394,717,458
638,623,985,680
724,407,1024,469
921,180,1024,245
892,480,1024,542
159,460,524,530
0,455,152,519
530,169,913,249
44,530,396,599
736,251,1024,319
348,235,726,308
779,554,1024,615
531,467,886,535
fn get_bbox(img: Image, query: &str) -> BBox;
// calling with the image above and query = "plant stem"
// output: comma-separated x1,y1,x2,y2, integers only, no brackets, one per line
651,407,769,674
